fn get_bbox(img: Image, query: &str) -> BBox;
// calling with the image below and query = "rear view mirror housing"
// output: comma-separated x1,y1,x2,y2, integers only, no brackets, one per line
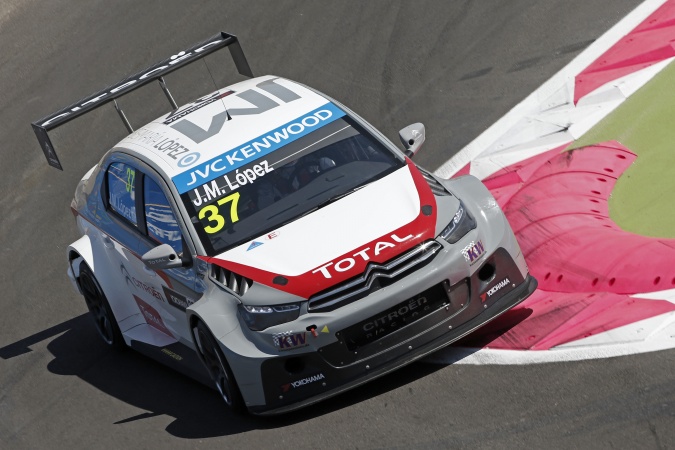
141,244,184,270
398,123,426,158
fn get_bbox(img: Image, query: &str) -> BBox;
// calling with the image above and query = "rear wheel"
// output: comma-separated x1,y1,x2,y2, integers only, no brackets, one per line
78,262,125,349
193,321,245,412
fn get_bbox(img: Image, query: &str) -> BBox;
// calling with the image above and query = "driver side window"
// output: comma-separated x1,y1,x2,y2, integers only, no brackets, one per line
107,162,138,227
144,176,183,254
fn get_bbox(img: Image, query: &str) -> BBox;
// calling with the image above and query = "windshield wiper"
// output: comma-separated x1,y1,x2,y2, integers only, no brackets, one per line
266,203,300,221
315,184,367,209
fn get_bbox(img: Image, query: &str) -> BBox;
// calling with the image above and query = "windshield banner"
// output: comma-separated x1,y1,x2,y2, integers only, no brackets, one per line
171,102,345,194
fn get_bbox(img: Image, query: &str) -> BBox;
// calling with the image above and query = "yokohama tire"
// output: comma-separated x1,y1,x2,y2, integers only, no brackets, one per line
78,262,125,349
193,321,245,413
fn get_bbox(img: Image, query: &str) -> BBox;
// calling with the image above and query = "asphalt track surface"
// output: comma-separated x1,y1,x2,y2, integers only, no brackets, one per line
1,1,673,448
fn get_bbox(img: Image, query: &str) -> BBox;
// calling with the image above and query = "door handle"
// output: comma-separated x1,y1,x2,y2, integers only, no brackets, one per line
103,236,114,249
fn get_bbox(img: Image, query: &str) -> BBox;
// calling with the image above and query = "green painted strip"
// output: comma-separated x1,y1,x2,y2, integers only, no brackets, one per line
569,61,675,239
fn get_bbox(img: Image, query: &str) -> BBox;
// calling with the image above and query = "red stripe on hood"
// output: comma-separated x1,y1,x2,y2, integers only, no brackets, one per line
203,159,437,299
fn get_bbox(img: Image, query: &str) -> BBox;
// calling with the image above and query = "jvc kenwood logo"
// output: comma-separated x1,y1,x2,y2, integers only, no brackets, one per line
172,102,345,193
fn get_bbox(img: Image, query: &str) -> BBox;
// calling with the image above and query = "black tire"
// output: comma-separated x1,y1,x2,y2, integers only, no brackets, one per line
193,321,245,413
78,261,125,349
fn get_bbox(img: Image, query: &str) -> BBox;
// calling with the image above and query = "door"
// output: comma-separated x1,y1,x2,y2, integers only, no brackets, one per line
133,172,204,346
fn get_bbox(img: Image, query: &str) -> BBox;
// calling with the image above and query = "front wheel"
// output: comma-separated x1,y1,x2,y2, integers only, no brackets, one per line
78,262,125,349
193,321,245,413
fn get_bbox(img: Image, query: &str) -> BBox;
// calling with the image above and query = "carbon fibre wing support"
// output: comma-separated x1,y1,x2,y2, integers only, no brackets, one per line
31,32,253,170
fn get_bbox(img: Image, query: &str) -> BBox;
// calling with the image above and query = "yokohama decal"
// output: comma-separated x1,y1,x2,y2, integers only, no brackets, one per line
204,159,437,298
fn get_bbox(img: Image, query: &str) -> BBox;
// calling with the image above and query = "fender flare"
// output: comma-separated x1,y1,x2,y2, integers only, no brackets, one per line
66,234,94,293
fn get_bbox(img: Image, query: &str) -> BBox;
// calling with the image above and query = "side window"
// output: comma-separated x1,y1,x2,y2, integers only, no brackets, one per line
144,177,183,254
107,162,138,227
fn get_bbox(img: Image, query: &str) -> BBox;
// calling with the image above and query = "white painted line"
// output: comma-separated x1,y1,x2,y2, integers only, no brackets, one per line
423,312,675,365
434,0,669,180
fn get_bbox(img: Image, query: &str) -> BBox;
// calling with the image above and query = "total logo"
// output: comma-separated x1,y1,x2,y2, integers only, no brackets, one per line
480,278,511,302
312,233,413,279
133,295,173,337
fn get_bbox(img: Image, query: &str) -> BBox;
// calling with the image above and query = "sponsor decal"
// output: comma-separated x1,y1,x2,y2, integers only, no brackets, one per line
152,138,191,160
272,331,308,351
170,78,301,144
171,102,346,194
127,128,166,146
133,295,173,337
127,127,201,167
163,90,234,124
321,325,330,334
178,152,200,168
123,264,167,302
312,233,413,279
267,231,279,240
281,373,326,393
362,295,430,334
341,284,447,350
161,348,183,361
461,240,485,265
161,286,195,312
130,276,164,301
480,278,511,302
247,241,264,251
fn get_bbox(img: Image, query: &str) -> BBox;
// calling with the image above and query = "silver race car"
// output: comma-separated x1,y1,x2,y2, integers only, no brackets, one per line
32,33,536,415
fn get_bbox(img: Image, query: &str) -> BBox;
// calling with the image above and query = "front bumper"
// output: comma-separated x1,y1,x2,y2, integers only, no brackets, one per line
249,267,537,415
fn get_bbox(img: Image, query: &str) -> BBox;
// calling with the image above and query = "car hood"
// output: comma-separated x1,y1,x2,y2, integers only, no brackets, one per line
205,161,437,299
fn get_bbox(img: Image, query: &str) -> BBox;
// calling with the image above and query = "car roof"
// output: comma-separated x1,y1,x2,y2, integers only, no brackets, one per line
115,75,332,183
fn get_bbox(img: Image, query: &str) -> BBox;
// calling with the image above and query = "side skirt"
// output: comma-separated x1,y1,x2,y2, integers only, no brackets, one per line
129,339,213,388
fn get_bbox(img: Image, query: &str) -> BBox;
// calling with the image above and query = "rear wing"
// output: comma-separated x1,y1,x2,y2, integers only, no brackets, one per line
31,32,253,170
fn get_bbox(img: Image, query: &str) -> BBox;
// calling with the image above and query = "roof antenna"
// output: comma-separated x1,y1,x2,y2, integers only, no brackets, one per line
202,57,231,121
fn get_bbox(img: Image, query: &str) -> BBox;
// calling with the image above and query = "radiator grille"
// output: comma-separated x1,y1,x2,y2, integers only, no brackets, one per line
308,240,442,312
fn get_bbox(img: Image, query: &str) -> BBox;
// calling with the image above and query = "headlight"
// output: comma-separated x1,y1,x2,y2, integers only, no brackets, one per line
439,201,476,244
239,303,301,331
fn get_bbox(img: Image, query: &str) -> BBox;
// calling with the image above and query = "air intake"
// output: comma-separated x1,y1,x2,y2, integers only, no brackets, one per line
210,265,252,297
417,167,451,196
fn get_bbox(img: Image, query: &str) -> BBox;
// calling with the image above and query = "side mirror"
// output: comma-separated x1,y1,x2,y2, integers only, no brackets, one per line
399,123,425,158
142,244,184,270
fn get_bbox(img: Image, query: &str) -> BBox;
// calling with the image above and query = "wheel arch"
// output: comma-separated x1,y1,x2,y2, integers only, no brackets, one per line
186,290,241,344
67,234,94,294
186,297,262,407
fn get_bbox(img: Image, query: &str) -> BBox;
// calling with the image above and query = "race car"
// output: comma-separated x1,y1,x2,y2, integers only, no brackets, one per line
32,33,537,415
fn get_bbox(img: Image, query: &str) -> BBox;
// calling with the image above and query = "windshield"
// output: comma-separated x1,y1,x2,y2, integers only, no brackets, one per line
180,115,405,255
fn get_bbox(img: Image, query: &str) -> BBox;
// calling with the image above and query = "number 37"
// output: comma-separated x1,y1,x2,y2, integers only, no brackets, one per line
198,192,240,234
